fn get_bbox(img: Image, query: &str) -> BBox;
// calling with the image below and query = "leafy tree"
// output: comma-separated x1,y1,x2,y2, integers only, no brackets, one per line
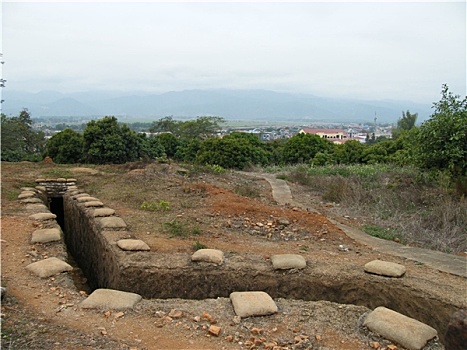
392,110,418,139
334,140,365,164
196,132,270,169
82,116,144,164
45,129,84,164
137,134,165,160
416,85,467,177
174,138,202,162
155,132,179,158
150,116,224,140
178,116,224,140
149,116,180,134
282,133,332,164
1,109,45,161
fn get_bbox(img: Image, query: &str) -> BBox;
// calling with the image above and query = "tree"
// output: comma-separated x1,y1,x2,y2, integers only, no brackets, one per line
45,129,84,164
196,132,270,169
1,109,45,161
82,116,144,164
282,133,333,164
392,110,418,139
416,85,467,177
149,116,225,140
149,116,180,134
334,140,365,164
155,132,179,158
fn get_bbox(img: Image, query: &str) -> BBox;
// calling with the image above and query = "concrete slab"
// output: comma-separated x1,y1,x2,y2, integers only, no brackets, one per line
79,289,142,310
363,306,437,350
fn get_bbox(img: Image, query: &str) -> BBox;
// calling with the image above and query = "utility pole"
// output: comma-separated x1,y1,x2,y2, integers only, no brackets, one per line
0,53,5,115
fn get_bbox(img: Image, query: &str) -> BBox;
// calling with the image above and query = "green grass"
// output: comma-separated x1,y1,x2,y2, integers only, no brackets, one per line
363,224,402,242
193,240,207,251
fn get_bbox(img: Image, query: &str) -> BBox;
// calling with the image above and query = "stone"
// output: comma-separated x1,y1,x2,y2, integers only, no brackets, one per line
208,325,222,336
79,289,142,310
444,308,467,350
271,254,306,270
117,239,150,251
29,212,57,221
99,217,127,230
76,196,99,203
364,260,406,278
93,208,116,217
191,249,224,265
31,228,62,243
84,201,104,207
18,191,36,199
230,291,278,318
277,218,290,226
168,309,183,318
363,306,437,350
25,257,73,278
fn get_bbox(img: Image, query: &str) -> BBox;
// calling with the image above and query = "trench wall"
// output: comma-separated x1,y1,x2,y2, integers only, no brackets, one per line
43,181,463,342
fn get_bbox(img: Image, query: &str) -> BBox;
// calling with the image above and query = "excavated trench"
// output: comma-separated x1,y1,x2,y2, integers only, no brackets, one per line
43,187,461,343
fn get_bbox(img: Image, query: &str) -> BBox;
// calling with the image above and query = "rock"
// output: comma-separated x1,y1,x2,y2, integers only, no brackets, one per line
444,308,467,350
271,254,306,270
99,217,127,230
1,287,6,300
31,228,62,243
28,212,57,221
93,208,116,217
277,218,290,226
191,249,224,265
202,311,217,324
230,291,278,318
79,289,142,310
251,327,263,335
116,239,150,251
84,201,104,207
25,257,73,278
168,309,183,319
363,306,437,350
208,325,221,336
364,260,406,278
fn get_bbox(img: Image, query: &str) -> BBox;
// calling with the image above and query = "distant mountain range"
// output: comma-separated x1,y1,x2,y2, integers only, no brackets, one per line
1,89,433,123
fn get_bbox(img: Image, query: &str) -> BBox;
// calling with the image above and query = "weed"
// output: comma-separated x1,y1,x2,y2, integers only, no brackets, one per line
164,220,188,237
234,182,260,198
40,168,73,178
363,224,401,242
193,240,207,251
276,174,288,181
140,200,170,212
191,226,202,235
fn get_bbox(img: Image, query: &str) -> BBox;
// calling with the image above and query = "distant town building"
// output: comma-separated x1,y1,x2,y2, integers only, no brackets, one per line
298,128,349,144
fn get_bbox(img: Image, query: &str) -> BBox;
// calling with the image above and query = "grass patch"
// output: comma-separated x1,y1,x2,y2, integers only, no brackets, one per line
363,224,402,242
140,200,170,212
40,168,74,178
193,240,207,251
234,182,260,198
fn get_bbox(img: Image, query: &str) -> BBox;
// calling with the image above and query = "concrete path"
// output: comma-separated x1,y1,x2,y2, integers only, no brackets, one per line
242,172,467,278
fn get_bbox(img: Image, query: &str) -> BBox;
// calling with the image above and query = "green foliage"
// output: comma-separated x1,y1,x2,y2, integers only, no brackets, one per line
196,132,270,169
155,133,179,158
193,240,207,251
45,129,84,164
334,140,364,164
83,116,144,164
363,224,402,242
392,110,418,139
174,138,201,162
138,134,165,160
282,133,333,164
140,200,170,211
150,116,225,140
1,110,45,162
164,220,199,237
416,84,467,178
204,164,226,174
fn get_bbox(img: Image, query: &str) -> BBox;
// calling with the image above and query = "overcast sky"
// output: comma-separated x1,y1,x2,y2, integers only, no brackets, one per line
1,1,466,104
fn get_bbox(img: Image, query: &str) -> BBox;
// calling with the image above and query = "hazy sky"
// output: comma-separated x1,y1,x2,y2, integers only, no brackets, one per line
1,1,466,103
